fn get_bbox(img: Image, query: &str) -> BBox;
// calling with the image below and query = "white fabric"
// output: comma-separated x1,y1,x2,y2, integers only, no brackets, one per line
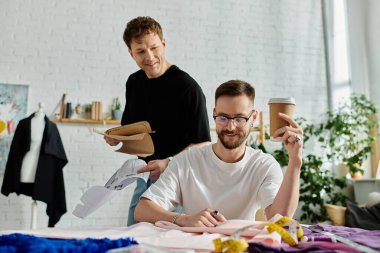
0,220,282,251
155,219,264,237
142,144,283,220
20,112,45,183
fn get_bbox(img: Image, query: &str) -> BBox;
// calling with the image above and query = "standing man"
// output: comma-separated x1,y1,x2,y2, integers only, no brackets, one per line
135,80,303,226
105,16,211,225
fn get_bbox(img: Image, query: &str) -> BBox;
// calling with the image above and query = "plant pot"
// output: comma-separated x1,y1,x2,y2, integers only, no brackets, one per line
349,162,366,179
324,203,346,226
350,171,363,179
334,164,349,178
112,110,123,120
337,163,365,179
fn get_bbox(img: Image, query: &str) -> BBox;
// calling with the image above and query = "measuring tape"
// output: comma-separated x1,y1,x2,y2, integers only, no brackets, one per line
213,216,304,253
265,216,304,246
213,238,248,253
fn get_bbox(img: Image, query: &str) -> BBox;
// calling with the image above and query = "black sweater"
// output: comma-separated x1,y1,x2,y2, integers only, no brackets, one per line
121,65,211,162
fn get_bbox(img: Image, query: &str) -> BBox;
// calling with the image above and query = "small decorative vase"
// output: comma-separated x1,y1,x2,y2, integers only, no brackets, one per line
350,171,363,179
350,162,365,179
112,110,123,120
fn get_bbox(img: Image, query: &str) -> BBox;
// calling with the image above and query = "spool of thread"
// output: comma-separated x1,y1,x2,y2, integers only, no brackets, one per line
367,192,380,208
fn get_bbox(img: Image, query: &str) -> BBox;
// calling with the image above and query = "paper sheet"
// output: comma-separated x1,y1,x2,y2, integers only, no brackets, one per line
73,159,149,218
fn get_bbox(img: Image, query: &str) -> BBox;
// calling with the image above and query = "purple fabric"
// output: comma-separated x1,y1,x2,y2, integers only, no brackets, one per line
248,242,360,252
248,225,377,252
311,224,380,251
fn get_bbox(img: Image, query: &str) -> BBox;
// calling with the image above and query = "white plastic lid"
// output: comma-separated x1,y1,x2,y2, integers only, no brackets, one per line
268,97,296,105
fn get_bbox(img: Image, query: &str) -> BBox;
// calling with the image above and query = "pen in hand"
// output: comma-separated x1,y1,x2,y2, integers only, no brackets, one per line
211,210,227,222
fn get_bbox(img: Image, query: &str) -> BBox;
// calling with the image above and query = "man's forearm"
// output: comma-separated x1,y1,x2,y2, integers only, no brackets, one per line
134,198,178,224
265,159,301,219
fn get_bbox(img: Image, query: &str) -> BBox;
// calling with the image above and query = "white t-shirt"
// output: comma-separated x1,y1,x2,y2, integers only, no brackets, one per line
142,144,283,220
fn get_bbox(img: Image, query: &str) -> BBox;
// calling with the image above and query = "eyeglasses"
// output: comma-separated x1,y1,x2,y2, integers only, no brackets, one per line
213,110,255,128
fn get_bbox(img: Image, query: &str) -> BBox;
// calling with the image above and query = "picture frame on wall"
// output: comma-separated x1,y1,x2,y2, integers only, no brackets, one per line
0,83,29,173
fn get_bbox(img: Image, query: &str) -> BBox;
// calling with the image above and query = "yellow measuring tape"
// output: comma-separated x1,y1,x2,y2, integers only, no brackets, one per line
213,238,248,253
213,216,304,253
265,216,304,246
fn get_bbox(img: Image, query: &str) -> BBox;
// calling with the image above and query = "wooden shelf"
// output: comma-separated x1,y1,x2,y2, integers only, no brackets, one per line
51,118,121,125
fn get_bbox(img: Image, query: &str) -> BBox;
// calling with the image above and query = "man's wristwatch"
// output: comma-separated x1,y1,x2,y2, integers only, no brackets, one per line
172,213,181,224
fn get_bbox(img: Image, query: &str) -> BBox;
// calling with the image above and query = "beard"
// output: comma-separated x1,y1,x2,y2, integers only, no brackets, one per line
216,128,250,149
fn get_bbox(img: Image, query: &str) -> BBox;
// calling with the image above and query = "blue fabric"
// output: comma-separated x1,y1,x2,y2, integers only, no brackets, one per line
0,233,137,253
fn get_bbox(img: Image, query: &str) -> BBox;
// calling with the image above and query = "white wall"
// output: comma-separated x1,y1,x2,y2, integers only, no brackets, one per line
367,0,380,171
347,0,380,111
347,0,380,175
366,0,380,116
0,0,327,229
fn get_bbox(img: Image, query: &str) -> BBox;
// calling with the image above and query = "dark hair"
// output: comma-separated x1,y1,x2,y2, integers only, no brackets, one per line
215,80,255,105
123,16,163,49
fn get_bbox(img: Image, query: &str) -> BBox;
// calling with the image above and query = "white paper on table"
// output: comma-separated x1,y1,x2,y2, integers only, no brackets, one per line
73,159,149,218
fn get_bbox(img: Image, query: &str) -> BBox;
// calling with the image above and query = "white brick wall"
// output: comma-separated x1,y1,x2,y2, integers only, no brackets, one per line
0,0,327,229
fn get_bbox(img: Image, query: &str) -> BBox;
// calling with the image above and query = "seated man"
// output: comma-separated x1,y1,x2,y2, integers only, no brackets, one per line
135,80,303,227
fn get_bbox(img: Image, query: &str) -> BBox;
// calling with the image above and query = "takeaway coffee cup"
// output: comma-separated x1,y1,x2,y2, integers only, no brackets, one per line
268,97,295,141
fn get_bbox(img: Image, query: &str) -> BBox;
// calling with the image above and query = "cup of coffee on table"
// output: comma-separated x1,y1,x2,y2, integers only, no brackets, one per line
268,98,295,141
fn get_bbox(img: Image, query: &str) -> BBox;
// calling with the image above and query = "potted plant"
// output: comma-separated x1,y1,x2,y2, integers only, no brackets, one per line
254,94,378,222
316,94,378,178
112,97,123,120
251,119,347,223
278,119,346,223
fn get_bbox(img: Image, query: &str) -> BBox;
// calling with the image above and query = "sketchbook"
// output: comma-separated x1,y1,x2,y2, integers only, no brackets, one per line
94,121,155,157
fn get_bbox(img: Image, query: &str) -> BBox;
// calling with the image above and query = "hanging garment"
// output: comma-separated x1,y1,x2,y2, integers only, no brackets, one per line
1,113,68,227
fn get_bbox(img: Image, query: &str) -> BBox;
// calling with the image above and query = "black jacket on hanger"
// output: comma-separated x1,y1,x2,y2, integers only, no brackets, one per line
1,113,68,227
